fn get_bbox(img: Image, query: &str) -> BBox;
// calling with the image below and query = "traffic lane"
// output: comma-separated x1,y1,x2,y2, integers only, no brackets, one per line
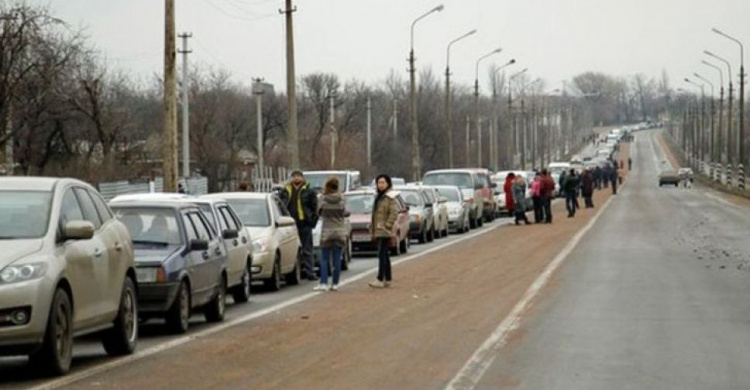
0,217,507,389
475,130,750,389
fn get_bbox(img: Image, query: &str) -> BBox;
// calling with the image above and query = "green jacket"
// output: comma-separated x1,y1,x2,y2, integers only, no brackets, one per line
371,190,399,239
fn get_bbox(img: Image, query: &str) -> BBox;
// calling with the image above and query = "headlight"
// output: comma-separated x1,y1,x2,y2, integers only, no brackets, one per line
0,263,47,285
136,267,165,283
252,238,269,254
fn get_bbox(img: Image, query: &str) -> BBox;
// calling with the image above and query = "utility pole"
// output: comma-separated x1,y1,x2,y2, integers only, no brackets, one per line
163,0,178,192
252,79,266,174
329,93,336,169
392,99,399,140
281,0,299,169
178,32,192,179
520,98,526,170
465,116,470,166
477,117,483,167
409,49,420,180
367,96,372,166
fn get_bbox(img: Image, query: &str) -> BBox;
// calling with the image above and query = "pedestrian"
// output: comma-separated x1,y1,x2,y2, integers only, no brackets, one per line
628,157,632,171
315,176,349,292
238,181,250,191
503,173,516,217
594,166,602,190
610,165,618,195
602,164,611,188
369,174,398,289
531,172,543,223
540,169,555,223
279,170,319,281
563,169,580,218
581,168,594,208
512,175,531,225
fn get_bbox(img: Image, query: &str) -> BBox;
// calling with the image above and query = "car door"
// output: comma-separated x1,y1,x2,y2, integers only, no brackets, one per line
272,196,297,272
56,187,99,328
186,210,223,305
89,189,132,303
216,204,247,286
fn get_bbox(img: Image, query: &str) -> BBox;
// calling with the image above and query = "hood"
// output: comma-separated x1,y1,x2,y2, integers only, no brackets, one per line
244,226,273,241
0,239,44,269
349,213,371,225
133,246,180,265
322,193,343,204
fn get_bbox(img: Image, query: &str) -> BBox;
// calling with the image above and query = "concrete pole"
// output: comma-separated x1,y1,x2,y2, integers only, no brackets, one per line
477,117,483,167
4,101,12,175
465,116,470,166
255,90,264,173
162,0,178,192
393,99,398,140
409,49,420,181
329,93,336,169
367,96,372,166
282,0,299,169
179,32,192,179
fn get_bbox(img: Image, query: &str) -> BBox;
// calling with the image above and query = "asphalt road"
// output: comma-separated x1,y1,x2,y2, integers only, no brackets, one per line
472,129,750,389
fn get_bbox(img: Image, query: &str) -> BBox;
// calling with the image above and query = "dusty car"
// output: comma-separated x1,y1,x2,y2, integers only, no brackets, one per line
0,178,138,375
421,185,449,238
422,169,484,228
659,171,680,187
397,186,436,244
111,201,228,334
217,193,301,292
433,185,470,234
344,190,410,256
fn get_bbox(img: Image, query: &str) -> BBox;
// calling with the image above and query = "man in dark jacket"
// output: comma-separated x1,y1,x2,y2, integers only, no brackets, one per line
279,170,319,280
540,169,555,223
563,169,580,218
581,168,595,208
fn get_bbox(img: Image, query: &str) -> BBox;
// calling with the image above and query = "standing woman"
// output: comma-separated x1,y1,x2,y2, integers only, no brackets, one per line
512,174,531,225
503,172,516,217
370,174,399,288
531,173,543,223
315,176,348,292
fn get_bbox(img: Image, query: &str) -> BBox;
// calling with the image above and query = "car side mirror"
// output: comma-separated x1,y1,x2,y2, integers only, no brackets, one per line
190,239,209,251
63,221,95,241
222,229,239,239
276,216,296,227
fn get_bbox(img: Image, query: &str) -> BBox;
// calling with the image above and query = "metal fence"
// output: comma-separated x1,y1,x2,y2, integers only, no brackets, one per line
97,176,209,201
251,166,289,193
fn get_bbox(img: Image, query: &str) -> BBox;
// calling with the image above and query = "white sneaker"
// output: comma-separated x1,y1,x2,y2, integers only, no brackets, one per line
330,284,339,292
313,284,327,292
369,280,385,288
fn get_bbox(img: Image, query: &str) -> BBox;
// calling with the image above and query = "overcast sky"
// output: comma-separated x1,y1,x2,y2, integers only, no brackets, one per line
47,0,750,94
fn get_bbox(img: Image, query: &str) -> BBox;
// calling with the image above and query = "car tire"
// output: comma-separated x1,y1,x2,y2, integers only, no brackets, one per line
427,226,435,242
477,215,484,227
231,262,252,304
204,276,226,323
263,255,282,291
285,252,301,285
418,228,427,244
165,280,191,334
469,213,477,229
30,288,73,376
101,277,138,356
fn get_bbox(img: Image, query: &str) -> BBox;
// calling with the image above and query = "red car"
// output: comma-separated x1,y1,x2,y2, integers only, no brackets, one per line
344,189,411,256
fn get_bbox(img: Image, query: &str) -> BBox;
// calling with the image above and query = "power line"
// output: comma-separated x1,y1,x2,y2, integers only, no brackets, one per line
202,0,275,22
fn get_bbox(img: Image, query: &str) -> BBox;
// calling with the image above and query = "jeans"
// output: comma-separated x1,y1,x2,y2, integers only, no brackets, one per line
297,224,315,278
320,245,342,286
542,198,552,223
565,192,577,216
377,237,392,282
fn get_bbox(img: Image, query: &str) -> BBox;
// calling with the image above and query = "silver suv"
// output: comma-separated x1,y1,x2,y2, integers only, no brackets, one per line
0,178,138,375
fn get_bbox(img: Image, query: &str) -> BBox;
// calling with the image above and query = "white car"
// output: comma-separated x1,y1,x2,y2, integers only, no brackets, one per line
211,193,301,291
433,185,471,233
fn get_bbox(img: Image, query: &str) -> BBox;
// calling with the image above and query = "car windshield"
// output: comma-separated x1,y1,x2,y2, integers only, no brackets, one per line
226,198,271,227
423,173,473,189
345,194,375,214
113,207,182,246
0,191,53,239
399,190,423,207
305,173,347,192
436,188,460,202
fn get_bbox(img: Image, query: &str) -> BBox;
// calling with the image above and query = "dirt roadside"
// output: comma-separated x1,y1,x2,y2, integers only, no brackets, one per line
63,163,630,390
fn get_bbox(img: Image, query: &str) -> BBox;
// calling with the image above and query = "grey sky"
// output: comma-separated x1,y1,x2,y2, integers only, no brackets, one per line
48,0,750,94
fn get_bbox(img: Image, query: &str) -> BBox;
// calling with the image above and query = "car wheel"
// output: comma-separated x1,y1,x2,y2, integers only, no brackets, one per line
477,215,484,227
101,277,138,356
165,280,191,334
285,252,301,285
418,228,427,244
341,239,352,271
30,288,73,376
427,226,435,242
263,255,282,291
469,213,477,229
204,275,226,323
231,262,251,303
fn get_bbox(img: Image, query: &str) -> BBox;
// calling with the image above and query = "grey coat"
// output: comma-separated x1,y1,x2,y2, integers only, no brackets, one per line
319,193,348,247
512,182,527,213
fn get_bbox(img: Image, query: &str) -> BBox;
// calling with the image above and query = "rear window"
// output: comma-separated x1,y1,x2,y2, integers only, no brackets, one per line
422,173,473,189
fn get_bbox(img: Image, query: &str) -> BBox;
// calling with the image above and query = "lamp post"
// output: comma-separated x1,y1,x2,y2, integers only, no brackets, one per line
473,47,502,167
694,73,715,164
702,59,724,163
409,4,444,181
507,68,528,168
713,28,745,168
490,59,515,170
705,50,734,167
445,29,477,168
685,78,705,166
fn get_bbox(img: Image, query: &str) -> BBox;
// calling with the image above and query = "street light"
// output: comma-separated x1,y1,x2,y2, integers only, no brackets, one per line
445,28,477,168
685,78,705,165
695,73,715,163
409,4,444,181
489,58,515,170
702,59,724,163
705,49,734,167
507,68,528,167
473,47,502,167
713,27,745,168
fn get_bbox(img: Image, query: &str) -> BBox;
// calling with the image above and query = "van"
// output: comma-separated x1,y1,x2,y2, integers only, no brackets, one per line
303,170,362,193
422,169,488,228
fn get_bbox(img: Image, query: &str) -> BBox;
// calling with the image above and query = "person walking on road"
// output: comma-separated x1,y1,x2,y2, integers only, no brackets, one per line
563,169,580,218
512,175,531,225
315,177,349,292
540,169,555,223
531,172,543,223
593,166,603,190
610,164,618,195
370,174,399,289
504,173,516,218
280,170,319,281
628,157,632,171
581,167,595,208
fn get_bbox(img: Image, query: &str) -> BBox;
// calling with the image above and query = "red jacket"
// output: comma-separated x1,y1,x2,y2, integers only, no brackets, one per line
540,175,555,199
504,177,515,212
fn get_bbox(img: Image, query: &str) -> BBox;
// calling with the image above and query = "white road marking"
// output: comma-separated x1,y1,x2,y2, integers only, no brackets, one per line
30,218,512,390
445,181,620,390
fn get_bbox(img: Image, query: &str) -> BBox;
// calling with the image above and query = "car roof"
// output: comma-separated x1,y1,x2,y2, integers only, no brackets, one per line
0,177,72,191
108,200,197,211
430,185,461,191
424,169,475,174
344,189,376,196
202,192,269,200
303,170,357,175
109,192,192,203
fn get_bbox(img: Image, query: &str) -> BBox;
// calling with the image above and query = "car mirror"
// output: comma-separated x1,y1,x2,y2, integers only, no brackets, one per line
276,216,296,227
222,229,239,239
189,239,209,251
63,221,95,241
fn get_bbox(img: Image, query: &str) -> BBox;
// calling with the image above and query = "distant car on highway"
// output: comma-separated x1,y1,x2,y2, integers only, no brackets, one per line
658,171,681,187
0,178,138,375
433,185,471,234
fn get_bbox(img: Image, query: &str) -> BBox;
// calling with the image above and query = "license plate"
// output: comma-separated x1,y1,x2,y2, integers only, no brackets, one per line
352,234,371,242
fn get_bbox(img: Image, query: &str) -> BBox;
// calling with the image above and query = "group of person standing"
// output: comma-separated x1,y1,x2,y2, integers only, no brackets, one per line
504,170,556,225
277,170,397,293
